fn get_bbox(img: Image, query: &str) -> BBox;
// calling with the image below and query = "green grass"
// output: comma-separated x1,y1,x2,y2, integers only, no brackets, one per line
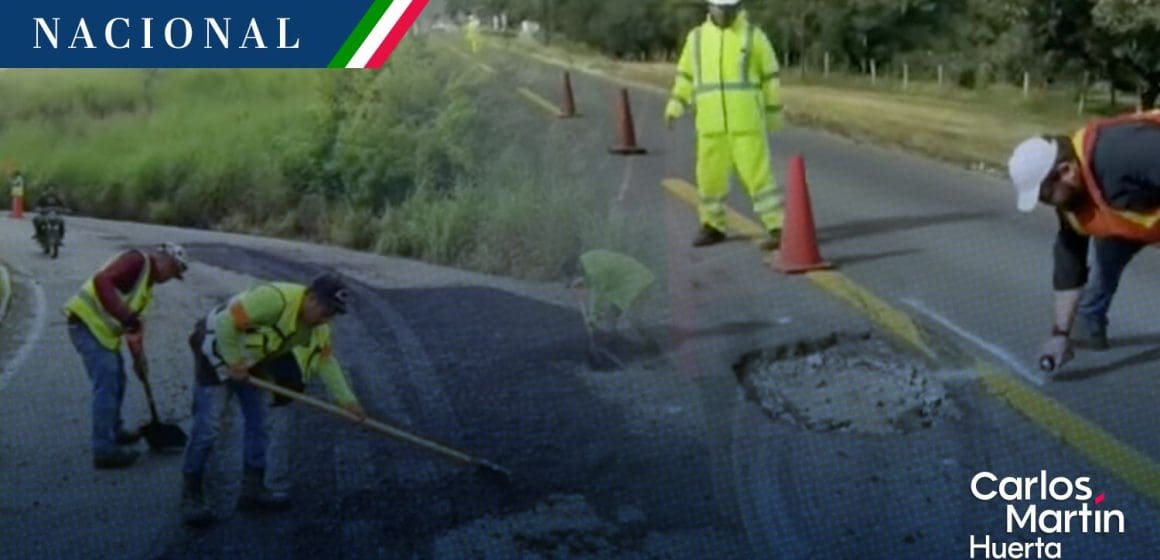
0,38,654,282
490,34,1130,171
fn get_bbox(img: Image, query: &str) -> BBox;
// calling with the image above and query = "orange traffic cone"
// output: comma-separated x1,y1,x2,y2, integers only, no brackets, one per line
774,155,830,274
559,71,577,118
10,193,23,219
609,88,647,155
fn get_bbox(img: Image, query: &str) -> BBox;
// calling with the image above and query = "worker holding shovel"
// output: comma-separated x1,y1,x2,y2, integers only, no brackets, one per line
64,243,189,469
180,273,364,527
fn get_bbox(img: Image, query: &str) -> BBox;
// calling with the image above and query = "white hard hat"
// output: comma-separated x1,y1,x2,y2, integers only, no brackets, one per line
707,0,742,5
1007,137,1058,213
159,242,190,276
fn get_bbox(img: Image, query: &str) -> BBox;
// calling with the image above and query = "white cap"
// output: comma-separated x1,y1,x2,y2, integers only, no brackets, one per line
1007,136,1058,213
707,0,742,6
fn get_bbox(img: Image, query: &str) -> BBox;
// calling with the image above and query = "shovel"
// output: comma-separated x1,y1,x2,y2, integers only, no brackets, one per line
128,344,188,452
246,376,512,484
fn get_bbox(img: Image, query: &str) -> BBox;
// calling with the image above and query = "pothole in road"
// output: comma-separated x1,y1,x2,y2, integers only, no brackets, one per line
734,332,960,435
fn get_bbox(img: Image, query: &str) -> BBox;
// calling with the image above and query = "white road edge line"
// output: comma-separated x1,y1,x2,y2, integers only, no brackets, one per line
0,276,46,392
0,263,11,322
901,297,1045,387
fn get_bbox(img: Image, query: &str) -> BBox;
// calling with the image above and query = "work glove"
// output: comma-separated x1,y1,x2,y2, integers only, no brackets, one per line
1038,335,1073,373
766,111,784,133
664,99,685,130
227,362,251,382
123,314,143,335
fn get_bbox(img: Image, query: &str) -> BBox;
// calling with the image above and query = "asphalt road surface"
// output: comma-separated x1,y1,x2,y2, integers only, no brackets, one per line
1,34,1159,559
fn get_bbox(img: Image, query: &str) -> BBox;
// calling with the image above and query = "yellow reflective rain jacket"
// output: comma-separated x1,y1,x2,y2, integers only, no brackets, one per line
668,11,782,134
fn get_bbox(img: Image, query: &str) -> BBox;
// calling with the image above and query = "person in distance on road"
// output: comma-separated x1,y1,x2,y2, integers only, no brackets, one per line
181,272,366,527
665,0,785,249
31,185,69,243
1007,110,1160,373
466,15,482,53
64,243,189,469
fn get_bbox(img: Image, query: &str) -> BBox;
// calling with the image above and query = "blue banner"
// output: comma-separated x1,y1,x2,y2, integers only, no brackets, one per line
0,1,373,68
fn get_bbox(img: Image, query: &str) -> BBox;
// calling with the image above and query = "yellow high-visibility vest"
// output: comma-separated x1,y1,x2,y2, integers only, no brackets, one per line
64,250,153,350
670,11,782,134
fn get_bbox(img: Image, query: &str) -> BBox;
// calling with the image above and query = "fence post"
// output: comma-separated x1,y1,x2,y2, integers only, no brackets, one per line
902,63,909,90
824,52,830,77
1077,71,1090,115
870,59,877,85
937,64,944,87
1022,71,1030,98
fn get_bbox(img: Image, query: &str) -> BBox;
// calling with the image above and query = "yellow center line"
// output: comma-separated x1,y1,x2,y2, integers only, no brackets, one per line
662,178,766,245
515,86,562,117
493,38,669,96
977,362,1160,504
433,39,496,74
662,175,1160,506
438,38,560,117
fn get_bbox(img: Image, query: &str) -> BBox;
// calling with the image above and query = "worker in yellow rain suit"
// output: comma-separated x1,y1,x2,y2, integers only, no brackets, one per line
466,16,482,53
665,0,784,248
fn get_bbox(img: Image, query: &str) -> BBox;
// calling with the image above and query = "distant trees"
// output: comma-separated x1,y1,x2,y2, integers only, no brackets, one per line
451,0,1160,105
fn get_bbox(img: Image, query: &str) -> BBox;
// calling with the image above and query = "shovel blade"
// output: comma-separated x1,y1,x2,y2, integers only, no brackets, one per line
142,421,188,452
473,459,513,486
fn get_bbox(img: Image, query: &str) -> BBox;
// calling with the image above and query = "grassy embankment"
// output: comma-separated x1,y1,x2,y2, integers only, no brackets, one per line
0,37,652,281
492,35,1130,171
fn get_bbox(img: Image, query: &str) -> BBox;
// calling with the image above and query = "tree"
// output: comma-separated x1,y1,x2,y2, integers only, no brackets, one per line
1031,0,1160,108
1093,0,1160,107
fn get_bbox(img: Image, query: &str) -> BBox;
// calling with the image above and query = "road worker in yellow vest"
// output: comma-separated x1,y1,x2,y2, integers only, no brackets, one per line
665,0,785,248
181,273,365,526
466,15,482,53
64,243,189,469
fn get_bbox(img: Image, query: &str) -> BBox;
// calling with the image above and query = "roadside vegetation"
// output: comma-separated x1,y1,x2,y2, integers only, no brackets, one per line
0,38,651,282
460,0,1157,170
490,34,1123,172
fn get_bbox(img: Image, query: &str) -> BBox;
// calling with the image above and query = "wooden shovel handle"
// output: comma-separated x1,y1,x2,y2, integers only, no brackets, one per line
245,376,477,466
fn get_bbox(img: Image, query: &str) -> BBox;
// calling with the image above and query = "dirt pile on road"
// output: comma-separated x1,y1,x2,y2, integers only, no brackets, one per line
735,333,959,435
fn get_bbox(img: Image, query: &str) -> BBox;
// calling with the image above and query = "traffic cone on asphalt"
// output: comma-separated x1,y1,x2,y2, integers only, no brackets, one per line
774,155,830,274
10,193,22,219
559,71,577,118
609,88,647,155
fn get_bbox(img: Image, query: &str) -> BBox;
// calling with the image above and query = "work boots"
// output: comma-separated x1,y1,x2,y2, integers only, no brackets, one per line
237,468,290,512
115,429,142,445
181,477,213,527
691,226,726,247
1073,319,1110,351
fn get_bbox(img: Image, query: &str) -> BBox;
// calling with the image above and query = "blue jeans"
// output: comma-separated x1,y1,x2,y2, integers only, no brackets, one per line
181,381,268,480
1077,237,1144,331
260,353,305,494
68,322,127,457
183,319,269,480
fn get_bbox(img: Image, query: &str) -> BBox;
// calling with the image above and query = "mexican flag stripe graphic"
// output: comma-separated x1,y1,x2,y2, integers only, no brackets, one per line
328,0,429,69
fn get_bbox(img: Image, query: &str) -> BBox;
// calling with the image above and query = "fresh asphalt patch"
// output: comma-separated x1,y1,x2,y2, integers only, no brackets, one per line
159,243,752,558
